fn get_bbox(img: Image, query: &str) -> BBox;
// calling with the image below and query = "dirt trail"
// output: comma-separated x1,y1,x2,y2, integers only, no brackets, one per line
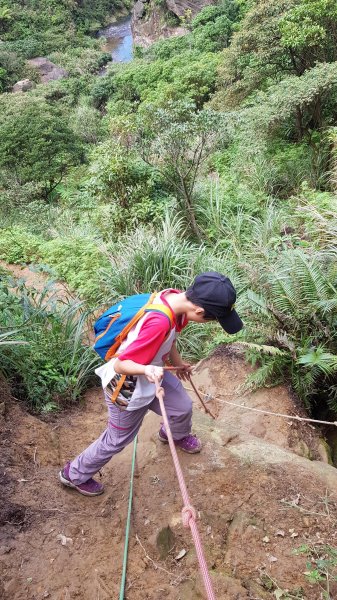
1,264,337,599
0,261,72,302
1,348,337,600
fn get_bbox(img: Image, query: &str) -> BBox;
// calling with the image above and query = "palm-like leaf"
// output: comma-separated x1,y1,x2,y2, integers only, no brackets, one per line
297,347,337,377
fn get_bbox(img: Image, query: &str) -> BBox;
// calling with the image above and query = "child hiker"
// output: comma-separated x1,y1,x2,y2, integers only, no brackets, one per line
59,272,243,496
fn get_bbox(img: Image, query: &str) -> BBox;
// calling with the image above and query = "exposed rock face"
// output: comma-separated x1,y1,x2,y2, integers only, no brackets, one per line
132,0,214,47
12,78,35,93
27,57,68,83
192,344,330,464
133,0,146,20
166,0,214,17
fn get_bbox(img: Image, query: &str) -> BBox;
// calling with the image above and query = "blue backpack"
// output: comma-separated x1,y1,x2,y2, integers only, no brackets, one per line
93,292,174,361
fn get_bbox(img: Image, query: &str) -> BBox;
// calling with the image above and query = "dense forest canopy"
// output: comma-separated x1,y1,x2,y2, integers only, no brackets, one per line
0,0,336,420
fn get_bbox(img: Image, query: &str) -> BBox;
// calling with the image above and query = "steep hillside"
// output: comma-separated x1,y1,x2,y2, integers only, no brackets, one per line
1,351,337,599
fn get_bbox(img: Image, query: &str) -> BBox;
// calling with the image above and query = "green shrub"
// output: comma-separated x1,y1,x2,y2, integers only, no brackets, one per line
40,237,111,304
267,141,314,197
101,216,208,300
48,48,111,76
241,248,337,413
0,94,83,196
0,279,100,412
0,227,41,263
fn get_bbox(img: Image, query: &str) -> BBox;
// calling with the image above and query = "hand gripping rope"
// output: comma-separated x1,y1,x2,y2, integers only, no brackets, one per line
154,375,216,600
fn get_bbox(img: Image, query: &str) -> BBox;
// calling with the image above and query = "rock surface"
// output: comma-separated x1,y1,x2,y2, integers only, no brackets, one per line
12,79,35,92
166,0,214,17
131,0,214,47
27,57,68,83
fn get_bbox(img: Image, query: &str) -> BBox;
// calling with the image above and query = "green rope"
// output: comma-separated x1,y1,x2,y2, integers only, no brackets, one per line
119,434,138,600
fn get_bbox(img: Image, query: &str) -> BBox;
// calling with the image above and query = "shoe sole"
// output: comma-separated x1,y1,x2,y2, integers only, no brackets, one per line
158,433,202,454
59,470,104,497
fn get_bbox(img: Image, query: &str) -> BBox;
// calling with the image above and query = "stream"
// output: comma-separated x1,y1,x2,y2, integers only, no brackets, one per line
98,15,133,65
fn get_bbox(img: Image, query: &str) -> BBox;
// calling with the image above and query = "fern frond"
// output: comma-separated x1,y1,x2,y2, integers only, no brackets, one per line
297,347,337,377
239,341,287,356
270,275,299,315
293,250,331,304
246,289,271,317
242,357,284,391
270,249,333,317
291,369,316,411
316,299,337,314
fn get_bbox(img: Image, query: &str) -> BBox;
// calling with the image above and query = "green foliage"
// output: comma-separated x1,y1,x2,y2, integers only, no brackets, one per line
294,544,337,599
90,4,237,112
280,0,337,64
0,49,27,91
86,138,159,211
40,237,110,304
177,320,216,362
0,330,28,347
135,101,223,239
92,50,221,111
70,101,103,143
0,94,83,197
0,0,130,58
148,2,237,60
0,279,100,411
191,2,238,28
0,2,12,34
0,227,41,263
242,62,337,137
100,215,213,300
214,0,337,108
241,240,337,411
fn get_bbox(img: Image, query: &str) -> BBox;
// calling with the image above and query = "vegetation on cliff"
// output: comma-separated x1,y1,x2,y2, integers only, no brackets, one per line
0,0,336,417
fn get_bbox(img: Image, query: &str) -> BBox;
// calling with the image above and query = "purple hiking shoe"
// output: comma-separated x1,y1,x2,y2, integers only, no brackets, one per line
158,426,202,454
59,461,104,496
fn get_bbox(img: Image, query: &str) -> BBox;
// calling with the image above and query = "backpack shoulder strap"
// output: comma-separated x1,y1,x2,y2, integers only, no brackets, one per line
145,303,174,328
105,292,157,361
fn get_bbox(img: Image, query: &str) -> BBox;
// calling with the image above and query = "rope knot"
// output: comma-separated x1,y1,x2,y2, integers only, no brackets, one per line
182,504,197,528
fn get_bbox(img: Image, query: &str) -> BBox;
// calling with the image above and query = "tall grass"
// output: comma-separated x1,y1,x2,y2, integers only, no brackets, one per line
101,215,222,301
0,280,99,412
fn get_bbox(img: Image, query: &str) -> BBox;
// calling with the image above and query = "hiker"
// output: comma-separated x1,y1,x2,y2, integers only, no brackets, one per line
59,272,243,496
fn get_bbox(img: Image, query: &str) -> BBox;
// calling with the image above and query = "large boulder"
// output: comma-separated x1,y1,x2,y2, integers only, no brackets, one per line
12,78,35,92
27,57,68,83
133,0,146,19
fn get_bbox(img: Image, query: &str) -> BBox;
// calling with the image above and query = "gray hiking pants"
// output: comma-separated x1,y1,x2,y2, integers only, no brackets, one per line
69,372,192,484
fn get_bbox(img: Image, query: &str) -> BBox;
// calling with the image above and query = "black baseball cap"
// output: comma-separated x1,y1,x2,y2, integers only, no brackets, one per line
186,271,243,334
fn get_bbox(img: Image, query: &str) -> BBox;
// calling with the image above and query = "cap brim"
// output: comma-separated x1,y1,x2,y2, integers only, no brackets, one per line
218,309,243,334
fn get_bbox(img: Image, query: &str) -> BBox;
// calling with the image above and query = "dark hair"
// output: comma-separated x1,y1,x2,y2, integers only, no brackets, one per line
185,291,214,320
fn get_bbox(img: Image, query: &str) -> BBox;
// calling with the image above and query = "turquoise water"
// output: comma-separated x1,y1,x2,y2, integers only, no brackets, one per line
98,16,133,63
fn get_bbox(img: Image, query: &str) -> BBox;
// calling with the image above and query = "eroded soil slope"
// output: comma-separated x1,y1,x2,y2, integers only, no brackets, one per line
1,349,337,600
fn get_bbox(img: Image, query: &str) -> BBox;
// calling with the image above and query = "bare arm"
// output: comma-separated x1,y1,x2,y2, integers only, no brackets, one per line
169,340,185,367
114,358,146,376
169,341,193,381
114,358,163,383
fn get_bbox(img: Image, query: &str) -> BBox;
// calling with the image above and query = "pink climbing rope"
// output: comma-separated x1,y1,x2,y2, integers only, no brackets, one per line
154,376,216,600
